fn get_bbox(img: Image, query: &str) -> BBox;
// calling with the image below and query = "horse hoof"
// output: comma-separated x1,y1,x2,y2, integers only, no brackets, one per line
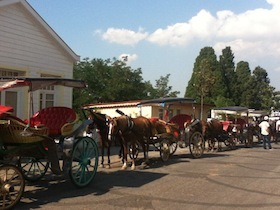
121,165,127,170
106,165,111,169
139,164,149,170
131,166,136,170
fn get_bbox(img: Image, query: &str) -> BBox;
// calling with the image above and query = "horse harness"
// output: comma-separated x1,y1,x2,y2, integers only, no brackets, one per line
119,115,135,135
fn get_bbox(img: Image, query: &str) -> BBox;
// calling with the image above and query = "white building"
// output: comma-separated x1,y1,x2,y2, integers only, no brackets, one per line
0,0,79,119
84,98,214,121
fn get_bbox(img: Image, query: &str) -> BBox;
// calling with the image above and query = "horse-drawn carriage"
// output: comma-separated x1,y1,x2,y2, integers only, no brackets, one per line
82,97,205,171
137,97,205,159
209,106,265,149
0,78,99,209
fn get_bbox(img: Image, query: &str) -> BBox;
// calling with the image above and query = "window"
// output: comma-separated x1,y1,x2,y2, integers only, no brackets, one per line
39,74,59,109
0,69,24,77
159,109,163,119
40,93,54,109
5,91,17,114
0,69,24,115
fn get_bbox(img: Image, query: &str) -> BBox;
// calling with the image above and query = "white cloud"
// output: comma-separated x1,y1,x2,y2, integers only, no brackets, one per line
99,28,148,46
99,1,280,48
98,1,280,73
147,9,217,46
147,23,192,46
147,3,280,47
118,53,138,64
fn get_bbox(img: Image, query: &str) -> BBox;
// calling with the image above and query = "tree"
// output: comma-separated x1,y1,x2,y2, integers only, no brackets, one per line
219,46,235,99
249,66,274,110
73,58,180,109
185,46,278,111
151,74,180,98
73,58,152,108
234,61,252,106
185,47,220,104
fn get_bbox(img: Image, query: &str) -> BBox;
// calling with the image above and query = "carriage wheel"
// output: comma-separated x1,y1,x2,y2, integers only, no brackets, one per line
128,141,139,160
0,165,25,210
224,136,236,149
18,157,49,182
69,136,99,188
224,139,230,146
160,139,170,162
189,131,205,158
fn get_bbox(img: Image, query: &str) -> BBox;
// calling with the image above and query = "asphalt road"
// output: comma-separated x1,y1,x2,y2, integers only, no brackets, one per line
18,142,280,210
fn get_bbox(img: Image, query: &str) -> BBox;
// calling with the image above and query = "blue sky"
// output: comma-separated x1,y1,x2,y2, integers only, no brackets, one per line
27,0,279,97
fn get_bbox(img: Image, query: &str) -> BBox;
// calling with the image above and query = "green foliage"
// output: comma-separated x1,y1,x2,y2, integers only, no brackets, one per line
151,74,180,98
73,58,179,108
185,46,278,111
219,47,235,99
185,47,220,104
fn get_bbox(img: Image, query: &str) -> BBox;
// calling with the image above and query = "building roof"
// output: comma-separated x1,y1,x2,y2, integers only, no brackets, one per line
84,100,142,109
0,0,80,62
84,97,217,110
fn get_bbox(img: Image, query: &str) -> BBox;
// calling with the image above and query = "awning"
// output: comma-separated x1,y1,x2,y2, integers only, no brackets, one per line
137,97,196,107
212,106,249,115
0,77,87,92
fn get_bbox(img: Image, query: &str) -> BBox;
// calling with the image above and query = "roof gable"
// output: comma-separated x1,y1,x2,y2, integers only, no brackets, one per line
0,0,79,62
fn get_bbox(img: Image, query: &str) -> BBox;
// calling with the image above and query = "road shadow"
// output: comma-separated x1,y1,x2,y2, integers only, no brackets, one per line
19,169,167,209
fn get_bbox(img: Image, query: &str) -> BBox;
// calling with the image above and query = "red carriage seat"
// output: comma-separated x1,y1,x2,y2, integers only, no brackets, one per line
29,106,78,136
233,118,246,129
169,114,192,130
0,105,14,117
221,120,231,131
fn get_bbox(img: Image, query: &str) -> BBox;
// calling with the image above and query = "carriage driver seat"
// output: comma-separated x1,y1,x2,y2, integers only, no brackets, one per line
29,106,79,137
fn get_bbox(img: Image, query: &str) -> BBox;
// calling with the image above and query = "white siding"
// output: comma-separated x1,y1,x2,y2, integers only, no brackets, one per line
0,4,73,76
0,2,76,118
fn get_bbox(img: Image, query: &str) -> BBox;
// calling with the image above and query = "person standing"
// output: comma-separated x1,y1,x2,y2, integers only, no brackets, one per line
259,116,272,150
276,118,280,144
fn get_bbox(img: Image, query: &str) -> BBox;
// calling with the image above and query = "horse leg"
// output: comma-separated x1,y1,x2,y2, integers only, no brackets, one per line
130,143,136,170
106,140,111,169
218,141,222,151
207,139,215,152
141,139,149,167
101,141,105,168
121,142,128,170
119,143,123,161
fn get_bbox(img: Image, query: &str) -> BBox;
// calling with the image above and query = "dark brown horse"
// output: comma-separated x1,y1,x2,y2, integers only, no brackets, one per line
87,110,112,168
108,115,153,170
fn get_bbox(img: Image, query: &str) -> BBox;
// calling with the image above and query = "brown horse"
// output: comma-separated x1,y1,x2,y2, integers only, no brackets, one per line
150,118,180,154
108,115,153,170
203,119,236,151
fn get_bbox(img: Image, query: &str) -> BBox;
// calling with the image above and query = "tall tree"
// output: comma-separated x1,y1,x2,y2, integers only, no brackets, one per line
244,66,274,110
234,61,251,106
185,47,220,104
219,46,235,99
